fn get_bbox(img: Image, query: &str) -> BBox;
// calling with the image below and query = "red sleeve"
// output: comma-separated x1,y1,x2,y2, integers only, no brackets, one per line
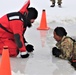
10,20,26,52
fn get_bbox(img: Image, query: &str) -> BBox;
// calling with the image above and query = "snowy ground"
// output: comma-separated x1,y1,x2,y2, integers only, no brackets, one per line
0,0,76,75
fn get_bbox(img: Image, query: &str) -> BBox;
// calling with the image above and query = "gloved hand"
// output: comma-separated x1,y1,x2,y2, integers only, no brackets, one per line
69,58,76,70
70,61,76,70
20,51,29,58
26,44,34,52
52,47,61,57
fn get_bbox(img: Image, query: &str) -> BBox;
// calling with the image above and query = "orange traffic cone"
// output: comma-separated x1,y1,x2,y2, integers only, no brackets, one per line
37,9,50,30
0,46,12,75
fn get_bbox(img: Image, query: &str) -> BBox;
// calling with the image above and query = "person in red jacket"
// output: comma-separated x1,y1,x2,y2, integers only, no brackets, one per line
0,0,38,58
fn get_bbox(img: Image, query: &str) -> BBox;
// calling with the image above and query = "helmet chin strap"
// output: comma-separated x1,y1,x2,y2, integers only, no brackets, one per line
26,19,32,28
23,13,32,28
24,13,32,28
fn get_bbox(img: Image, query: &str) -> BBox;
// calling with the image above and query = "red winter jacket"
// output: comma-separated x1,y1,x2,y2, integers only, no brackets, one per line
0,0,30,56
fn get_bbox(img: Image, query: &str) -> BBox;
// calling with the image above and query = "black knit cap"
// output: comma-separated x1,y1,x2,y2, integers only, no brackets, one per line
54,27,67,37
27,7,38,20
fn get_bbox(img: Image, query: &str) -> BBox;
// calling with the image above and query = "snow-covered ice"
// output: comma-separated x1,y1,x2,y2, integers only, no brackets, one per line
0,0,76,75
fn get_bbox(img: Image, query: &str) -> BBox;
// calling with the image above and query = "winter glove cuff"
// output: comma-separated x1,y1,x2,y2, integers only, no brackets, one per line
20,51,29,58
25,43,29,46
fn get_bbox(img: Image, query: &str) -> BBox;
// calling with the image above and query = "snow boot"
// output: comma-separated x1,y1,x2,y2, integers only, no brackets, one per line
58,4,61,7
50,3,55,7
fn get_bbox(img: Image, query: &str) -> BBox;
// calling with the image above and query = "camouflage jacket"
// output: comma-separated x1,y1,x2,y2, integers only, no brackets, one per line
56,36,76,60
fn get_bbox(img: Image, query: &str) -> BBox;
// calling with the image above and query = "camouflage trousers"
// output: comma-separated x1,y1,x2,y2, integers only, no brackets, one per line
50,0,62,5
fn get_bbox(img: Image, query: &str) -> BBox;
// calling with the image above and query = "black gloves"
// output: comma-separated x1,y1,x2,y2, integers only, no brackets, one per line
20,52,29,58
71,62,76,70
52,47,62,57
26,44,34,52
20,43,34,58
69,58,76,70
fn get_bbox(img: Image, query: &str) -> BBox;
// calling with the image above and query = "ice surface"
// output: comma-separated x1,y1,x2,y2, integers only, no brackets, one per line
0,0,76,75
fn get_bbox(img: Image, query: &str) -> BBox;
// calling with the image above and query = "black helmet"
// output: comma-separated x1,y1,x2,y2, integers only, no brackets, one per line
27,7,38,20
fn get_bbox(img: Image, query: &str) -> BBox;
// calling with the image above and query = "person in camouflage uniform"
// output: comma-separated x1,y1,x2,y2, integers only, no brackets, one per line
52,27,76,70
50,0,62,7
